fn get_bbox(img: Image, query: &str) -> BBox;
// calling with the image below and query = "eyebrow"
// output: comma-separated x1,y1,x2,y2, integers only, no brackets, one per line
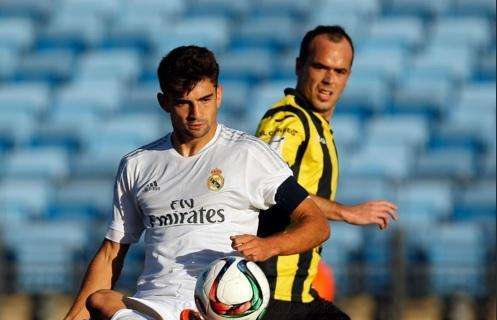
174,92,215,104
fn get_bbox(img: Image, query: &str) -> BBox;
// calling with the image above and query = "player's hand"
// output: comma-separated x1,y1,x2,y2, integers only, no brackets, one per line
230,235,277,261
343,200,398,230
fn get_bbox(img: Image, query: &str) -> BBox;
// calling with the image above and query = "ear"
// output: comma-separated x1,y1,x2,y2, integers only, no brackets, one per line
215,84,223,110
157,92,170,113
295,57,302,77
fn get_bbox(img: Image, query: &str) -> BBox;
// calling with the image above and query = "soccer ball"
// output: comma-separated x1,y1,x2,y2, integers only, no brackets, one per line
194,256,270,320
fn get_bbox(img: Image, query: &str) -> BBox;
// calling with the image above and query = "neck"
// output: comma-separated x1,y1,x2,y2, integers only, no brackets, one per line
292,88,334,122
171,123,218,157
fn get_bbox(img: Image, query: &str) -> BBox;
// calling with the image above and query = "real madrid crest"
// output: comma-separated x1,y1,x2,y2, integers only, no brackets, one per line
207,168,224,191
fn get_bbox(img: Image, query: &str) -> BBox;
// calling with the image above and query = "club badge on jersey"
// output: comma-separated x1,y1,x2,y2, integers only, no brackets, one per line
207,168,225,191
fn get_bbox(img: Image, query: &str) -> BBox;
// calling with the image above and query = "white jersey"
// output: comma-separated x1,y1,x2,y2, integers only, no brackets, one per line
105,124,292,301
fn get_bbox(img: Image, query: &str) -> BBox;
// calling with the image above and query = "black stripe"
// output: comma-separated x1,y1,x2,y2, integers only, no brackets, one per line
291,250,313,302
274,114,295,122
331,132,339,193
261,106,310,180
306,112,332,198
256,256,278,298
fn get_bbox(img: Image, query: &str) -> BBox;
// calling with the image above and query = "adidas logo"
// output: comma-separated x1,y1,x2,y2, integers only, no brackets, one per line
144,180,160,192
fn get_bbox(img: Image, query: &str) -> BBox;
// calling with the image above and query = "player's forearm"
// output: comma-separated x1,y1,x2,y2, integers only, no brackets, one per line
267,199,329,256
310,195,348,221
65,240,127,320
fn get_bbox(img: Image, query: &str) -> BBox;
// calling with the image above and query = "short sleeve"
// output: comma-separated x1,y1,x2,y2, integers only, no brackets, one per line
105,158,144,244
245,139,293,210
256,110,306,168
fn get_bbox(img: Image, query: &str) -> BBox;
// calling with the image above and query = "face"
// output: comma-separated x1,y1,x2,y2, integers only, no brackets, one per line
296,34,353,120
158,78,222,143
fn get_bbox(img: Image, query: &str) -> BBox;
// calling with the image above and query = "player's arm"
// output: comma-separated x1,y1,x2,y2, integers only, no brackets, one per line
64,239,129,320
310,195,398,229
232,177,329,261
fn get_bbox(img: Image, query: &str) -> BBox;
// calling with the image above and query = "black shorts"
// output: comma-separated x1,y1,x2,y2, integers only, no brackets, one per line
261,298,350,320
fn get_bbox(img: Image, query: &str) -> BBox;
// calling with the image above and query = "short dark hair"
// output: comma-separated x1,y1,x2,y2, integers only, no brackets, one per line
157,45,219,98
298,25,355,67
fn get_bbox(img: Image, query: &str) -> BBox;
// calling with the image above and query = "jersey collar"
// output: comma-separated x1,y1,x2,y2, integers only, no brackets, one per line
284,88,333,132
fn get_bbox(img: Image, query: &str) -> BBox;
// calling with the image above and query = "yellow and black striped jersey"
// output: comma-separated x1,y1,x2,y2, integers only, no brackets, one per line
256,88,339,303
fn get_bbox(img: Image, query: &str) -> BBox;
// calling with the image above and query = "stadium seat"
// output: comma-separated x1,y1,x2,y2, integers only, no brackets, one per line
340,74,390,114
367,16,424,49
249,0,310,18
0,18,34,52
476,49,496,81
415,147,476,180
218,80,250,115
352,46,407,82
15,49,75,83
307,12,365,43
246,79,294,130
1,148,69,181
50,178,113,220
218,49,274,84
122,81,162,114
393,73,453,115
336,177,394,204
231,16,298,51
0,111,37,147
319,0,380,18
188,0,250,18
458,82,496,112
53,80,123,114
427,222,486,295
0,48,18,79
36,12,105,51
364,115,429,148
388,0,452,16
397,180,453,220
411,44,474,82
431,17,492,49
344,144,413,180
0,179,52,215
75,49,142,82
0,82,50,115
454,179,496,221
121,0,185,17
58,0,119,19
330,113,362,150
0,0,52,20
453,0,496,16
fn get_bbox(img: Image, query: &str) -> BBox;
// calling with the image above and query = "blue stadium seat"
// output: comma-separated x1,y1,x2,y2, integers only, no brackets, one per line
0,179,52,215
188,0,250,18
246,80,293,130
53,80,123,114
50,178,113,220
453,0,496,16
344,144,413,180
353,46,407,82
367,16,424,49
58,0,119,19
415,147,476,180
1,148,69,181
0,206,30,228
155,17,229,54
340,74,390,114
362,228,394,294
72,144,137,178
321,223,363,294
219,80,250,115
122,81,161,114
481,149,496,176
75,49,142,82
411,44,474,82
36,12,105,51
121,0,185,17
477,49,496,81
319,0,380,18
0,48,18,79
454,179,496,221
336,177,394,204
365,115,429,148
15,49,75,83
388,0,452,16
0,111,36,147
0,0,52,20
80,114,164,150
218,49,274,84
330,113,362,150
0,82,50,115
2,221,88,293
307,12,364,43
431,17,492,49
396,180,454,220
231,16,298,51
0,18,34,52
249,0,310,18
427,222,486,296
458,82,496,111
393,73,453,115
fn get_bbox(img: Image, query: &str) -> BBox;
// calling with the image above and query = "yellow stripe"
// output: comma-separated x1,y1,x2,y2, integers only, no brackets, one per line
301,248,322,302
273,254,300,301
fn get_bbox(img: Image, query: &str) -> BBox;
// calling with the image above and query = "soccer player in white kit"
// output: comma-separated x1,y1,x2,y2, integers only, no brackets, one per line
64,46,330,320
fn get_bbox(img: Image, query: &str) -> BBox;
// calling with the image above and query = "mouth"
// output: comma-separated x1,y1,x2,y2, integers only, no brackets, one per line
187,122,204,130
317,88,333,101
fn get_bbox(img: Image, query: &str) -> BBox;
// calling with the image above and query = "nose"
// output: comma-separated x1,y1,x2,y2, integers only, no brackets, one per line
322,70,333,84
188,102,201,119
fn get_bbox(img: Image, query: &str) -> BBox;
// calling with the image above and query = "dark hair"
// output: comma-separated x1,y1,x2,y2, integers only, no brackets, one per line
298,25,355,67
157,45,219,98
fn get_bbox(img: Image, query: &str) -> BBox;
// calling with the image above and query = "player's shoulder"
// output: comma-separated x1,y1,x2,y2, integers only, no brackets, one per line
219,125,277,156
120,135,170,166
